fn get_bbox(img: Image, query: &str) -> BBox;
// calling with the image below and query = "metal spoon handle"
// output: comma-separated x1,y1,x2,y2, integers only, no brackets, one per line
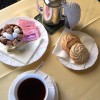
34,61,45,73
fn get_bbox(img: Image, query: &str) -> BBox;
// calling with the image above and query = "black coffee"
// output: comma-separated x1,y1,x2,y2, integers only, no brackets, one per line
17,78,46,100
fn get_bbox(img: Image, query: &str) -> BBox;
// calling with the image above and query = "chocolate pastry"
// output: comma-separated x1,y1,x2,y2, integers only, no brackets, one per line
3,24,10,31
6,28,13,34
17,34,23,41
7,41,13,46
13,39,19,46
0,37,7,45
0,24,23,46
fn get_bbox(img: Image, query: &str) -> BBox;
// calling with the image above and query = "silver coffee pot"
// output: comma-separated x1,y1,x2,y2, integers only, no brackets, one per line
36,0,81,29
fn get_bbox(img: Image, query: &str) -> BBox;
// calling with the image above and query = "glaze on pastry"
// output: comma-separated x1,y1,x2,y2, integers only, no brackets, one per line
61,33,81,54
70,43,89,64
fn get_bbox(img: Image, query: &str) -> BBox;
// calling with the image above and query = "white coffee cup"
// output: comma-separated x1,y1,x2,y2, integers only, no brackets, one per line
12,73,48,100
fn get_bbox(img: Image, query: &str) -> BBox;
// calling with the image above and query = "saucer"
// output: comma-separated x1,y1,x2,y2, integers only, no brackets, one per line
8,70,58,100
0,17,49,67
53,28,99,70
58,42,98,70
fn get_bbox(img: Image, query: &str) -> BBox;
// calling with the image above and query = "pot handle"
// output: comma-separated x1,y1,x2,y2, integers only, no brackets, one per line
60,2,70,28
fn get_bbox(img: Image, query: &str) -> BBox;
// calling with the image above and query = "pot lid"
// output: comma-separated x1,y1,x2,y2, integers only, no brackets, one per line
44,0,61,7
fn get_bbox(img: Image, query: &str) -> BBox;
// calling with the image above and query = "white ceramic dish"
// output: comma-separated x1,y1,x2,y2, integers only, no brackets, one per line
0,17,49,67
53,28,99,70
58,42,98,70
8,70,58,100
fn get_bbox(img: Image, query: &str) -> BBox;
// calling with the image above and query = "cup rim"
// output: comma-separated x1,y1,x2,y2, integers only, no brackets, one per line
14,73,48,100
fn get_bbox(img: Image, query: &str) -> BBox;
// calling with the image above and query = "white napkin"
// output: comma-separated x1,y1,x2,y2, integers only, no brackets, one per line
52,28,95,65
0,38,43,64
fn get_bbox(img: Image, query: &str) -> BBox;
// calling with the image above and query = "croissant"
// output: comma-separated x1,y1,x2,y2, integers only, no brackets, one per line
70,43,89,64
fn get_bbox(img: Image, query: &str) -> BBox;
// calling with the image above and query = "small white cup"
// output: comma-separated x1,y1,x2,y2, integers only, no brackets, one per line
13,73,48,100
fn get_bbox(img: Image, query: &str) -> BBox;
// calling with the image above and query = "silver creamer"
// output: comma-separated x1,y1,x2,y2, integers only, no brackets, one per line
43,4,61,25
37,0,62,25
36,0,81,28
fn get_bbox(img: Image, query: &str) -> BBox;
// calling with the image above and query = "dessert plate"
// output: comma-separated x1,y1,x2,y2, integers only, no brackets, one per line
58,42,98,70
8,70,58,100
0,17,49,67
53,28,99,70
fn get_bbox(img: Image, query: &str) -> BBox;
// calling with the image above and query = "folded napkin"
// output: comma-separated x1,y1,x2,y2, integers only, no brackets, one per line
52,28,95,67
0,38,43,64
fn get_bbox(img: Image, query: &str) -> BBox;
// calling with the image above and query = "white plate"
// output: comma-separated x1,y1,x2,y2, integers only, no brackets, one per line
58,42,98,70
8,70,58,100
53,28,99,70
0,17,49,67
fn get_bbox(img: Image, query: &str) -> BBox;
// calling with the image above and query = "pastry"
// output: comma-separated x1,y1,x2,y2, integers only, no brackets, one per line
61,33,81,54
70,43,89,64
0,24,23,46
